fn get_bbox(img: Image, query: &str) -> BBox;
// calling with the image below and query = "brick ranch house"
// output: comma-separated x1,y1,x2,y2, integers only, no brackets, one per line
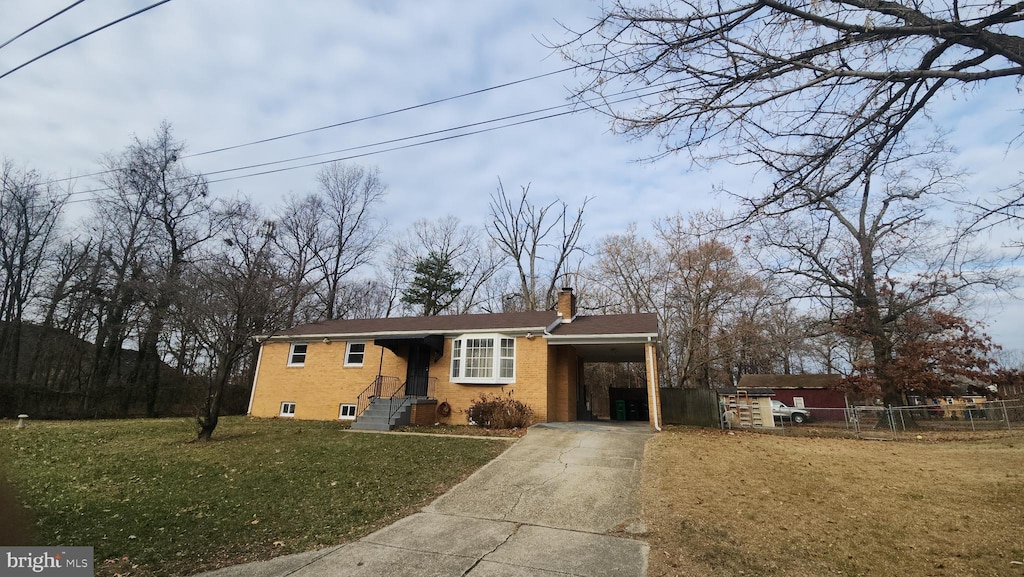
248,288,663,430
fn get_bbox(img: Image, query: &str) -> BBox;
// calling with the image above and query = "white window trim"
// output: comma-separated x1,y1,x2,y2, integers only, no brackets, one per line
450,333,515,385
339,403,357,420
287,342,308,367
280,402,296,417
344,341,366,367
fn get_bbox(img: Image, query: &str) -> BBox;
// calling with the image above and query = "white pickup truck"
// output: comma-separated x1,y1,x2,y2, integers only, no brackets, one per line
771,400,811,424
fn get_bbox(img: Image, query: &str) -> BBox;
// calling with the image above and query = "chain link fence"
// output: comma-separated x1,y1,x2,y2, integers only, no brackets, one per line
845,400,1024,440
723,399,1024,440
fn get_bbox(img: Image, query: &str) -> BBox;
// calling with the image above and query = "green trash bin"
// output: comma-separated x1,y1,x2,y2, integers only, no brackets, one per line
615,400,626,421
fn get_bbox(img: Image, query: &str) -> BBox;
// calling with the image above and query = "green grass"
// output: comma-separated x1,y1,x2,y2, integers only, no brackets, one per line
0,417,509,576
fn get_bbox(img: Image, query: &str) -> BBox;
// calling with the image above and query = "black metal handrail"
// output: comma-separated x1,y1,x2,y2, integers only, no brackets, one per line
355,375,401,417
387,377,437,423
387,382,408,423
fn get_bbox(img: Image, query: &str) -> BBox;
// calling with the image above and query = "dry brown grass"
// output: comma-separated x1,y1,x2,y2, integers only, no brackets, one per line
642,427,1024,577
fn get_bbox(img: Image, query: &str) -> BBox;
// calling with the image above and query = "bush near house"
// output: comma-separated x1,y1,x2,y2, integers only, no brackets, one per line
467,390,533,429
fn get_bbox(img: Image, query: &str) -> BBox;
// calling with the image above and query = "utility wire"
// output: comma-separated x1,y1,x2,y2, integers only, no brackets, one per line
42,64,580,186
56,106,586,201
201,80,676,178
0,0,87,51
182,50,645,159
58,107,579,205
203,101,587,176
55,84,672,206
0,0,173,81
204,109,580,185
186,65,580,159
42,50,646,186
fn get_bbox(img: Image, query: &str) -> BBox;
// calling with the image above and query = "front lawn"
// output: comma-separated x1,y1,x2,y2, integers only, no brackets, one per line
643,428,1024,576
0,417,510,576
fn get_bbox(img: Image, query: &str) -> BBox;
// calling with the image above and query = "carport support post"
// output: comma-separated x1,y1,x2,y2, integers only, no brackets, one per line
645,341,661,431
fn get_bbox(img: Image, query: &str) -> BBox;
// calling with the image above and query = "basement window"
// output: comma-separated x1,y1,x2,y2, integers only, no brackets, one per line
280,402,296,417
339,404,357,420
288,342,308,366
450,334,515,384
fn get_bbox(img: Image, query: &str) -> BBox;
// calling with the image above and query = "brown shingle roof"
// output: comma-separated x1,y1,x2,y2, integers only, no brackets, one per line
274,311,558,338
549,313,658,336
270,311,659,339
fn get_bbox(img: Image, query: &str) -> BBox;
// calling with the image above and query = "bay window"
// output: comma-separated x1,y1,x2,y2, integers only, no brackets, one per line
450,334,515,384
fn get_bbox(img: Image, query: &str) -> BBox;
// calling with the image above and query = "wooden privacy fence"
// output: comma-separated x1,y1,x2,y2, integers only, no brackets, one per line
660,387,719,427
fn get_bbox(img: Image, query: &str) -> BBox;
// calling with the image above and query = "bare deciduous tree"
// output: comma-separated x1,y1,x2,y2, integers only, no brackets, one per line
274,193,325,326
188,200,289,441
487,180,590,311
749,146,1006,404
313,162,387,320
594,214,771,388
559,0,1024,205
658,214,762,388
0,159,69,414
122,123,213,417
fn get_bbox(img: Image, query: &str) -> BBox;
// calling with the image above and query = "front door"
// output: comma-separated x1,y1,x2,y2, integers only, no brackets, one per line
406,344,431,397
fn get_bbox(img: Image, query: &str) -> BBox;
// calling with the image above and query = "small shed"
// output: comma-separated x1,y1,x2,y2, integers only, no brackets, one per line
718,387,775,428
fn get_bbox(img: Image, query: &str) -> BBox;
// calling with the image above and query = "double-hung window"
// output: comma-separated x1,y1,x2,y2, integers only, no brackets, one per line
344,341,365,367
288,342,308,366
450,334,515,384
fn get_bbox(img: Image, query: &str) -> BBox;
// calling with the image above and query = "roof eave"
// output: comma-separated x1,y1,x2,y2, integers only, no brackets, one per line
260,325,554,342
544,333,658,345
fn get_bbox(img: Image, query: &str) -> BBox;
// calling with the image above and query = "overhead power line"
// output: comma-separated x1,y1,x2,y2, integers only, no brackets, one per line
42,64,580,186
42,51,642,187
0,0,174,81
186,66,578,159
203,109,581,185
58,107,579,206
200,80,677,179
54,84,672,207
0,0,87,52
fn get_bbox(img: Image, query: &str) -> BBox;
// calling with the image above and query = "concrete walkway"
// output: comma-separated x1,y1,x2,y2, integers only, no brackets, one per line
194,421,651,577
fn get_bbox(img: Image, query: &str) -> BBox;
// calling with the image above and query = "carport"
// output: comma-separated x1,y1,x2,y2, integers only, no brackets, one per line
545,314,661,430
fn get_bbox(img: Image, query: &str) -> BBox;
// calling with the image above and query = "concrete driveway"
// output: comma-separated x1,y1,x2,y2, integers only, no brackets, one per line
194,421,651,577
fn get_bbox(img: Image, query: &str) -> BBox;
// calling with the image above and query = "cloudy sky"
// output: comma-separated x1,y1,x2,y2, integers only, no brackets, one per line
1,1,1023,351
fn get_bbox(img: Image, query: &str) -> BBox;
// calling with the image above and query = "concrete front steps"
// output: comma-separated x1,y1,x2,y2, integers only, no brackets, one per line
350,397,415,431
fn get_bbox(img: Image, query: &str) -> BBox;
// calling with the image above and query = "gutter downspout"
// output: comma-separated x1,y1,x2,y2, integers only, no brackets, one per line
646,340,662,432
246,340,266,415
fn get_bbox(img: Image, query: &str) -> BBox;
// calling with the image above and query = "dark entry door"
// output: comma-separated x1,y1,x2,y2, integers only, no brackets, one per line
406,344,431,397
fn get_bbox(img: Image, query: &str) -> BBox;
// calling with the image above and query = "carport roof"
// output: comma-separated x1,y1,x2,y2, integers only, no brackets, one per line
547,313,658,337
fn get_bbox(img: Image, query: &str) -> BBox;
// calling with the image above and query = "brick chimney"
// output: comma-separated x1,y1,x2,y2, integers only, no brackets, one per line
556,287,576,321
